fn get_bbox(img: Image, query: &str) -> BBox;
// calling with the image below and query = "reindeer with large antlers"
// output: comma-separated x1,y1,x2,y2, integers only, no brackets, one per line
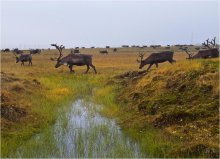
51,44,97,74
182,37,219,59
137,51,175,71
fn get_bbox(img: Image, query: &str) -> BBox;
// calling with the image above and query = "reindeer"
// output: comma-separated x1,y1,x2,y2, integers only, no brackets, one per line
30,49,41,54
182,37,219,59
137,51,175,71
122,45,129,48
2,48,10,52
99,50,108,55
13,52,32,66
71,49,80,54
51,44,97,74
13,48,23,54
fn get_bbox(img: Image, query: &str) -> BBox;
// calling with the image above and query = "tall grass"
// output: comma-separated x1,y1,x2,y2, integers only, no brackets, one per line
1,51,219,157
1,72,104,156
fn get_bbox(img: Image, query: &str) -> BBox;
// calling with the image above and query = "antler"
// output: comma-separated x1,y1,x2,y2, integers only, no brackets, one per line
181,47,193,59
13,52,18,57
208,37,216,47
137,52,144,63
202,38,211,49
51,44,65,61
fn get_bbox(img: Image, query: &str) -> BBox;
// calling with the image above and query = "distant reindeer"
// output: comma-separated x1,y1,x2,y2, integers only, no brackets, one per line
137,51,176,71
182,37,219,59
122,45,129,48
30,49,41,54
51,44,97,74
71,49,80,54
2,48,10,52
13,48,23,54
13,53,32,66
113,48,117,52
150,45,156,49
99,50,108,55
150,45,161,49
195,47,200,50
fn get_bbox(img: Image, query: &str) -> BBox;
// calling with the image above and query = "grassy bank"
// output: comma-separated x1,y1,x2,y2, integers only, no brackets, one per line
1,71,104,157
1,51,219,157
94,59,219,158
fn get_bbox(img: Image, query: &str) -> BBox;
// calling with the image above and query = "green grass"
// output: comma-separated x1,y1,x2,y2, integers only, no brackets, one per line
1,73,105,157
93,84,183,157
94,59,219,158
1,51,219,158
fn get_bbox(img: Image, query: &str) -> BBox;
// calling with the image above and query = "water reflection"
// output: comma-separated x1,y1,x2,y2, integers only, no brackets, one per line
54,99,145,158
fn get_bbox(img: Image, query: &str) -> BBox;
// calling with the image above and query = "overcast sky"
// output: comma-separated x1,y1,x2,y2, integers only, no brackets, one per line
1,0,219,49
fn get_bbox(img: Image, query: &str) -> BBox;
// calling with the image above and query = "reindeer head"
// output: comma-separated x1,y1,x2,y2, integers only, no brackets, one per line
180,47,193,59
13,52,20,63
50,44,65,68
16,57,20,63
137,52,145,69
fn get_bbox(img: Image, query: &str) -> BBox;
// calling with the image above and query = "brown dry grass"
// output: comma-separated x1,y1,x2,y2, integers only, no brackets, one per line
1,49,189,76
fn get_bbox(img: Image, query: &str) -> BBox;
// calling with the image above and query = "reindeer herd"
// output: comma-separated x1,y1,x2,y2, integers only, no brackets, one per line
1,37,219,73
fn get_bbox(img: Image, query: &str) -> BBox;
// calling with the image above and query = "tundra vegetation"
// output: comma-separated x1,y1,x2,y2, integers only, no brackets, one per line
1,45,219,158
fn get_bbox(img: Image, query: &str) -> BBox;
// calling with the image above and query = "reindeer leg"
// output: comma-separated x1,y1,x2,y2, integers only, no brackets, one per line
155,63,158,68
90,64,97,74
69,65,74,73
146,64,153,71
85,65,90,74
30,61,32,66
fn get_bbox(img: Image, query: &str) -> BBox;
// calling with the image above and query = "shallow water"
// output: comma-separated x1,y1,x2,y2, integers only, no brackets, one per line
13,99,146,158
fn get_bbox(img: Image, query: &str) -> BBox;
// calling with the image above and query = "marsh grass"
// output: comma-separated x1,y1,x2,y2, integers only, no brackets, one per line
11,99,145,158
93,84,183,157
1,49,219,157
1,68,103,156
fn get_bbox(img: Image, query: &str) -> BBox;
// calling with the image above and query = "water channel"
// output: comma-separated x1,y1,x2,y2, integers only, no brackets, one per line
13,99,146,158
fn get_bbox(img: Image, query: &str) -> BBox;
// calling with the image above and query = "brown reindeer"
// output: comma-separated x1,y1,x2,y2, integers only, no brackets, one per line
99,50,108,55
137,51,175,71
13,52,32,66
51,44,97,74
182,37,219,59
